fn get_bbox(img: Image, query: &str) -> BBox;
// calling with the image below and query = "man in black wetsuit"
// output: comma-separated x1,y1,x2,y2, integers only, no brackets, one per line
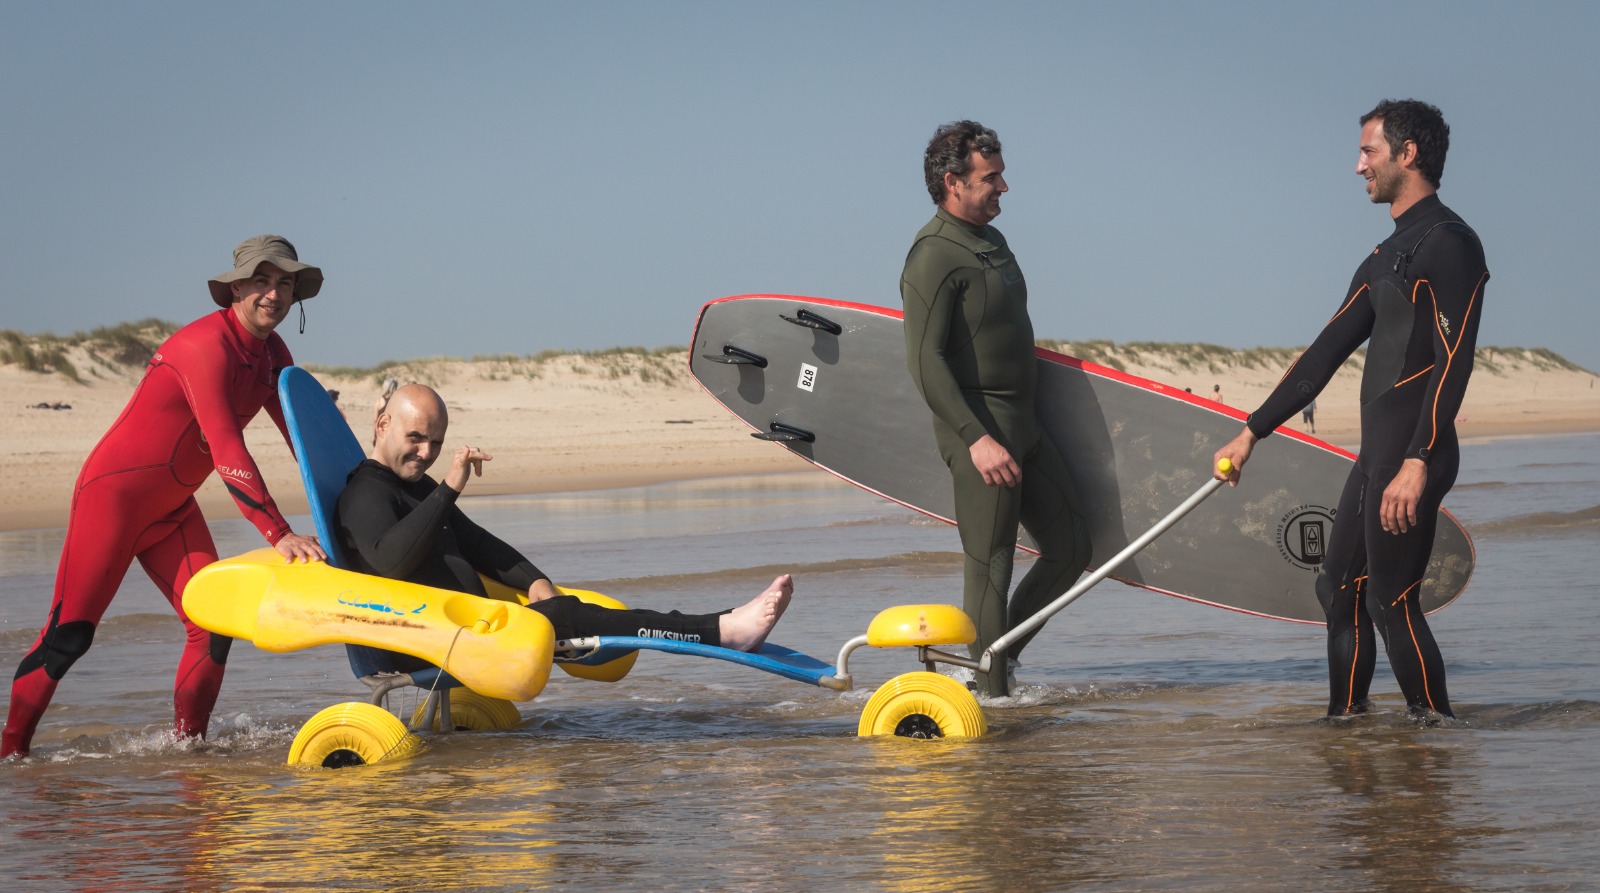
1214,99,1488,721
900,121,1093,697
336,384,793,665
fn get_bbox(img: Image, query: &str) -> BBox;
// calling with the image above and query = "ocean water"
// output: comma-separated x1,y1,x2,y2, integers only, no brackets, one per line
0,434,1596,892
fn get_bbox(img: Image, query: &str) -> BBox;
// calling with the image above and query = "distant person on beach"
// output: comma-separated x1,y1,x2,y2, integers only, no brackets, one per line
1211,384,1224,403
1214,99,1486,721
336,383,793,665
900,120,1092,697
1303,398,1318,433
375,378,399,434
370,377,403,445
2,236,328,759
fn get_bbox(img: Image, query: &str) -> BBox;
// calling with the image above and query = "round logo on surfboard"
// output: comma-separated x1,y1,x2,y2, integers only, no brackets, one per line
1276,505,1335,570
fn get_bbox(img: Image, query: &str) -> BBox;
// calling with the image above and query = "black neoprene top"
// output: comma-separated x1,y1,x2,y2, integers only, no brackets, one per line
335,459,548,596
1247,194,1489,463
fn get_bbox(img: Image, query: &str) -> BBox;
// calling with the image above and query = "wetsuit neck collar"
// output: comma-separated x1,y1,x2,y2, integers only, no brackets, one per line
1392,193,1444,230
934,206,1000,248
355,457,437,493
219,308,271,356
356,457,403,483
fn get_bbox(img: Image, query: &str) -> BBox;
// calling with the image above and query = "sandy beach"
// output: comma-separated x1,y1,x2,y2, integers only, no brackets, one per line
3,343,1597,532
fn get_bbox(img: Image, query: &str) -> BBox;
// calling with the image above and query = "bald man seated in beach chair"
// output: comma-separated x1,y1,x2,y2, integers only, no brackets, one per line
334,384,792,670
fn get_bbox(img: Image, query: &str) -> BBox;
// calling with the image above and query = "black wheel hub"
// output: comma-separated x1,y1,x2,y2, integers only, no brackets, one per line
893,713,944,739
322,749,366,769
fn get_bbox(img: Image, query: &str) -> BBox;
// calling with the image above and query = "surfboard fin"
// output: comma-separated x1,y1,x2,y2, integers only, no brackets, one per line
780,308,842,335
703,344,768,367
752,421,815,443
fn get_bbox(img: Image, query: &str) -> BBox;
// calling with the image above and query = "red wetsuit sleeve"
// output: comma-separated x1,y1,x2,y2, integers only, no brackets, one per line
1247,272,1375,440
1404,228,1488,461
165,329,294,544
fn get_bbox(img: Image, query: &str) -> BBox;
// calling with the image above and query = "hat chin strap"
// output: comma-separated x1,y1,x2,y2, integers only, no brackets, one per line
298,301,307,335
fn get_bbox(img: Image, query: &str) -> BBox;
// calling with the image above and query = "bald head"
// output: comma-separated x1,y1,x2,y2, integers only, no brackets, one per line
372,383,451,481
388,383,447,426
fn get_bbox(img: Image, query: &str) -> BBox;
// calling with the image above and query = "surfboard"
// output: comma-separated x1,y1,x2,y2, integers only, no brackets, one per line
277,365,366,570
688,295,1474,623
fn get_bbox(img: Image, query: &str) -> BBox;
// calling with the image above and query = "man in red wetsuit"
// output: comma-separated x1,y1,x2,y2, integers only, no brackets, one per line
1,235,329,759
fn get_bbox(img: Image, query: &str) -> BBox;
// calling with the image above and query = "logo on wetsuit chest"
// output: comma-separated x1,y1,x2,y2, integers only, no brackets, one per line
1276,504,1336,570
639,628,702,643
979,250,1023,285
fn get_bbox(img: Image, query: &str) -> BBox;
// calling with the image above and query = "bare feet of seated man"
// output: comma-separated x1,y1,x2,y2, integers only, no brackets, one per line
718,575,794,652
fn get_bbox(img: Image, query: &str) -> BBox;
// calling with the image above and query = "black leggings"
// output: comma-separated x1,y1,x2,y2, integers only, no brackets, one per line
1318,449,1458,717
532,595,724,646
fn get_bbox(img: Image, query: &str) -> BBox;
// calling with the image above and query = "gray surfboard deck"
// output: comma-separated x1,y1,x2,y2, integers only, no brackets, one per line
689,294,1474,624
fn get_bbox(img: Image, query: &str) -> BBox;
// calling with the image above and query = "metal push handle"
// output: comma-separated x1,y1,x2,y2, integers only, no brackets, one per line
977,459,1234,674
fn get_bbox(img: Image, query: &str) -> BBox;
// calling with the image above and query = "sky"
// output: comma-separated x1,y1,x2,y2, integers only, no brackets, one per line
4,1,1598,372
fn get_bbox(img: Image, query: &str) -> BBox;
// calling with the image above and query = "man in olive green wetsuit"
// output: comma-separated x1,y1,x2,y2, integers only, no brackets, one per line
900,120,1093,697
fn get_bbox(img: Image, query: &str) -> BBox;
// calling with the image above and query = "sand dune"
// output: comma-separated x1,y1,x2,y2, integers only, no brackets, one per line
3,337,1596,532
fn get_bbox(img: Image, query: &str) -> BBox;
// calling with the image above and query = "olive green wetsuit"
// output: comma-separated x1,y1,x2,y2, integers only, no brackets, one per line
901,208,1092,696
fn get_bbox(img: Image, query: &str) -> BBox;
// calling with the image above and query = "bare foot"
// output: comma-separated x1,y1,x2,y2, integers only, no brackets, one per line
718,574,794,652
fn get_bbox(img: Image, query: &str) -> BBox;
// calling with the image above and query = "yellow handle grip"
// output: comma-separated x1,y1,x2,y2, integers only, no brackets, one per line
1216,457,1234,475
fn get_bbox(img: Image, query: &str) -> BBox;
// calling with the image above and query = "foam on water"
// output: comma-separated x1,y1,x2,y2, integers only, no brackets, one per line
28,713,297,766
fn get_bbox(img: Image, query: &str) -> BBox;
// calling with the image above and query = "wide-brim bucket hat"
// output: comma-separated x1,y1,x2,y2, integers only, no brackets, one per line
207,234,324,308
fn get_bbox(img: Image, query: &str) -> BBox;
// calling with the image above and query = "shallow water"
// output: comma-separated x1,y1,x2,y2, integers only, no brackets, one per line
1,435,1597,892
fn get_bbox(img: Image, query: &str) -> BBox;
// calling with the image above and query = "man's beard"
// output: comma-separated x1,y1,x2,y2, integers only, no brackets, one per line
1369,165,1404,204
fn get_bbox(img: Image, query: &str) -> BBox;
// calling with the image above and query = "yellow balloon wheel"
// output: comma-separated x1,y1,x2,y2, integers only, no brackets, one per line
557,649,638,683
288,701,425,768
554,587,640,683
410,689,523,731
857,671,988,739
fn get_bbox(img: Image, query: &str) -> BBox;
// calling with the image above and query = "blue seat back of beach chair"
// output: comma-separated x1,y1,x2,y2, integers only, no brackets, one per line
277,366,458,687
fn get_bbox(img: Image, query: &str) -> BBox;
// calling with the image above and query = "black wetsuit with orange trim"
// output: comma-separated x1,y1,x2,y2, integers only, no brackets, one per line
2,310,297,758
1246,194,1487,718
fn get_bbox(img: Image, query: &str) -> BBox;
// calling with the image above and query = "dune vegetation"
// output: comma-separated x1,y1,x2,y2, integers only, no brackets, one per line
1,320,1590,386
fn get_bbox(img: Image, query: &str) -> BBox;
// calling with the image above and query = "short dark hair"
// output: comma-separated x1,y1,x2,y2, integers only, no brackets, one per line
1361,99,1450,188
924,120,1001,205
